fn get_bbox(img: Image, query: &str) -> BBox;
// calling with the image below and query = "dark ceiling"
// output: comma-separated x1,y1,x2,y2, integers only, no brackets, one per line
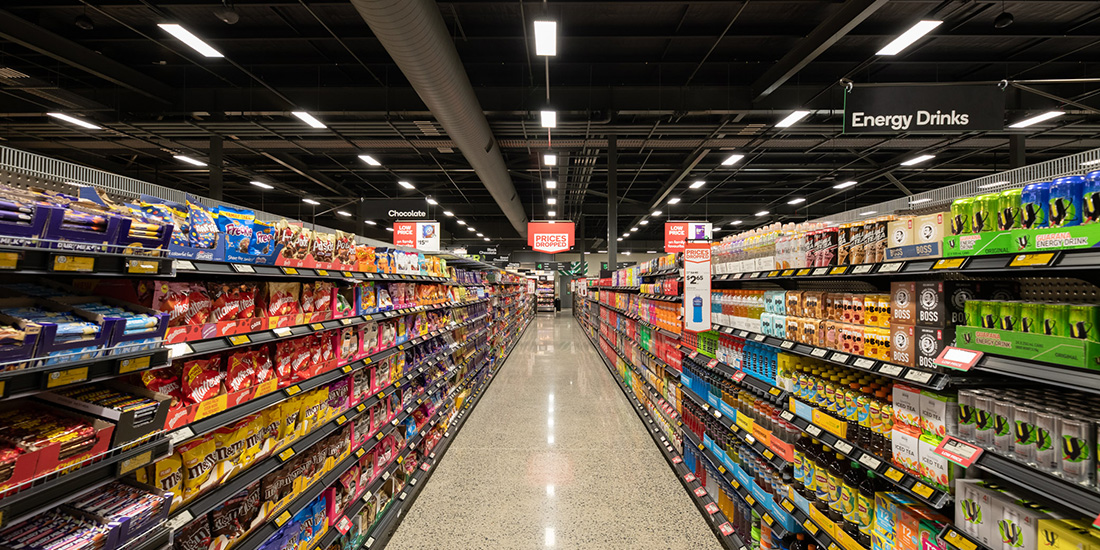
1,0,1099,251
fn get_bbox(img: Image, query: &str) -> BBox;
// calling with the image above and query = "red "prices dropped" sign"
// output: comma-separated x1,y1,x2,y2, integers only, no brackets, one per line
528,222,574,253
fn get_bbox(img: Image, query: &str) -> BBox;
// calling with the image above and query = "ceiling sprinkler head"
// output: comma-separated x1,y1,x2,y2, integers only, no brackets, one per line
214,6,240,24
994,11,1014,28
74,14,94,30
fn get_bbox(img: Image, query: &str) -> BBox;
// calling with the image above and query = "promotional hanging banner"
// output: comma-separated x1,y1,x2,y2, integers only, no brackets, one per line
393,221,440,251
665,222,712,252
683,241,712,333
364,199,431,220
528,222,575,253
843,85,1005,133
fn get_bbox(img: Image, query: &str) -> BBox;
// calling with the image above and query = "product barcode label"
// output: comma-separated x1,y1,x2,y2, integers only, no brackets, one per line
878,261,904,273
805,424,822,437
833,440,853,454
880,364,904,377
903,370,934,384
859,454,883,470
232,263,256,273
812,267,829,276
829,352,850,363
853,358,876,370
852,264,874,274
811,348,829,358
780,341,795,349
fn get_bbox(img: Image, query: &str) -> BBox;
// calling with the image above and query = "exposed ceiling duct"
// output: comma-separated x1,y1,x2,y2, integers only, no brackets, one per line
348,0,529,238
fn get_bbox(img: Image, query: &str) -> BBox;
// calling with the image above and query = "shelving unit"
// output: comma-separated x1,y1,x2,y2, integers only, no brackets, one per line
536,279,556,313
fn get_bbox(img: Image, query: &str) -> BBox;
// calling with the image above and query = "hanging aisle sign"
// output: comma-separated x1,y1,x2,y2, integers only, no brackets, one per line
665,222,712,253
843,85,1005,133
683,241,712,333
528,222,575,253
394,221,440,251
364,199,430,220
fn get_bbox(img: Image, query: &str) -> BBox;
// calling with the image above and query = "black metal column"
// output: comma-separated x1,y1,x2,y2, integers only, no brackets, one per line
209,135,223,200
607,134,617,271
1010,135,1026,168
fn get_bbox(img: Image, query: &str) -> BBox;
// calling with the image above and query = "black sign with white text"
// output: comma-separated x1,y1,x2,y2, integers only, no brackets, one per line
362,199,431,220
844,85,1004,133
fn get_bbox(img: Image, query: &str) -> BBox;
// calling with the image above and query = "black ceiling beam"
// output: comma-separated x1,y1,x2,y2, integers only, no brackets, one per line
0,9,174,103
751,0,890,101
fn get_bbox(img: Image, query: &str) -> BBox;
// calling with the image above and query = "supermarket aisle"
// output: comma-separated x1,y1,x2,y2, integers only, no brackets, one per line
387,314,723,549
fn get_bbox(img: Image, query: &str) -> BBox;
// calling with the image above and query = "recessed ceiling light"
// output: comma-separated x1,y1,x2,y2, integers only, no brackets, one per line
386,227,394,232
426,197,438,205
910,198,932,204
337,210,352,217
598,250,607,253
667,197,681,204
690,180,705,189
250,181,274,190
834,181,858,189
546,180,557,189
1008,111,1064,128
303,198,320,205
443,210,454,217
544,154,556,165
547,197,556,205
651,210,662,216
622,251,631,256
549,210,556,217
876,20,943,56
540,110,556,128
46,112,100,130
468,227,476,232
616,238,623,242
622,232,629,237
290,111,326,129
457,220,466,225
358,155,381,166
978,180,1011,189
787,197,806,205
646,250,656,253
755,210,769,217
901,154,936,166
158,24,223,57
722,154,745,166
729,220,743,225
174,155,207,167
640,220,649,225
364,220,377,225
630,227,638,232
398,181,414,189
476,233,484,237
534,20,557,56
775,110,811,128
861,211,878,216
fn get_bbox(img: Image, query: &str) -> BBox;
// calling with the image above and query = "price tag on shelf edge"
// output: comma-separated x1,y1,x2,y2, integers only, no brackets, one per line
933,436,985,468
934,346,984,372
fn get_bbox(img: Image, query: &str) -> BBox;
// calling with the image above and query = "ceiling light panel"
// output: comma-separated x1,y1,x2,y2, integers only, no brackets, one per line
876,20,943,56
158,24,223,57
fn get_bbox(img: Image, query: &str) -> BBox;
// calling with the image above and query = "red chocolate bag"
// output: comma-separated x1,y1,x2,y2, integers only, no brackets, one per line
140,368,183,406
185,284,213,325
153,282,190,327
252,349,273,384
300,282,315,314
273,340,297,380
313,282,333,313
182,355,224,405
238,283,257,319
262,282,300,317
208,283,240,323
225,350,255,392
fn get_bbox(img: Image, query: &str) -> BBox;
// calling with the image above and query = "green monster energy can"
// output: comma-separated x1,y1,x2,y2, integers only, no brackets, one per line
965,299,982,327
950,197,974,236
997,301,1021,332
999,188,1023,230
979,300,1000,329
1019,302,1041,334
1042,303,1071,337
974,193,1001,233
1068,304,1100,341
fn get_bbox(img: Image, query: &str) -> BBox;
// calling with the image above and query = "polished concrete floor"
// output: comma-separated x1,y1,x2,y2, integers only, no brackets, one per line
387,312,723,549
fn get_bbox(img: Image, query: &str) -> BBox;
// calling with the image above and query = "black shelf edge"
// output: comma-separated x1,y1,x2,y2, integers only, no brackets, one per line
710,324,949,391
680,347,789,404
0,435,171,528
0,348,170,401
973,448,1100,518
778,398,951,509
0,246,175,277
175,259,455,283
969,352,1100,396
779,497,861,550
593,301,681,340
676,383,789,472
938,524,993,550
580,327,747,550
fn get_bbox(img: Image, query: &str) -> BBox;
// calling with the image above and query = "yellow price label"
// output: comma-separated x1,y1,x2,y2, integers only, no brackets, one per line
828,544,841,550
884,468,904,482
310,323,324,331
285,385,301,396
943,529,977,550
228,334,251,346
0,252,19,270
375,432,383,441
397,456,404,464
933,257,966,270
274,511,292,527
342,271,354,277
356,448,365,458
357,403,366,412
763,449,775,460
796,268,812,276
767,270,780,277
119,355,151,374
768,387,781,396
762,514,773,525
118,451,152,475
745,495,756,506
1008,252,1055,267
52,255,94,272
0,380,5,398
282,267,299,275
316,269,329,276
782,269,795,276
803,519,819,535
336,415,347,425
830,266,848,275
781,500,795,513
127,259,158,274
341,365,353,374
278,448,295,461
718,466,726,474
911,482,934,498
698,443,704,450
364,357,372,365
47,367,88,388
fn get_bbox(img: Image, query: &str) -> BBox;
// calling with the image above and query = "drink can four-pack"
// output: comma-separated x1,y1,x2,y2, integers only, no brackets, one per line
1049,175,1085,227
1018,302,1041,334
974,193,1001,233
950,197,974,235
1084,170,1100,224
1042,303,1070,337
997,301,1021,331
1021,181,1051,229
1068,304,1099,340
999,188,1023,230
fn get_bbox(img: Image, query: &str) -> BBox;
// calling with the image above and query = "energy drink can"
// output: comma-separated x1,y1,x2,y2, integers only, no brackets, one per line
993,400,1015,455
1021,181,1051,229
965,300,981,327
958,390,977,442
1049,175,1086,227
1034,408,1060,474
998,301,1021,331
1068,304,1100,341
1042,303,1071,337
1013,403,1038,465
1083,170,1100,224
999,188,1023,230
974,394,995,448
974,193,1001,233
950,197,973,235
979,300,1000,329
1019,302,1041,334
1059,414,1096,486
